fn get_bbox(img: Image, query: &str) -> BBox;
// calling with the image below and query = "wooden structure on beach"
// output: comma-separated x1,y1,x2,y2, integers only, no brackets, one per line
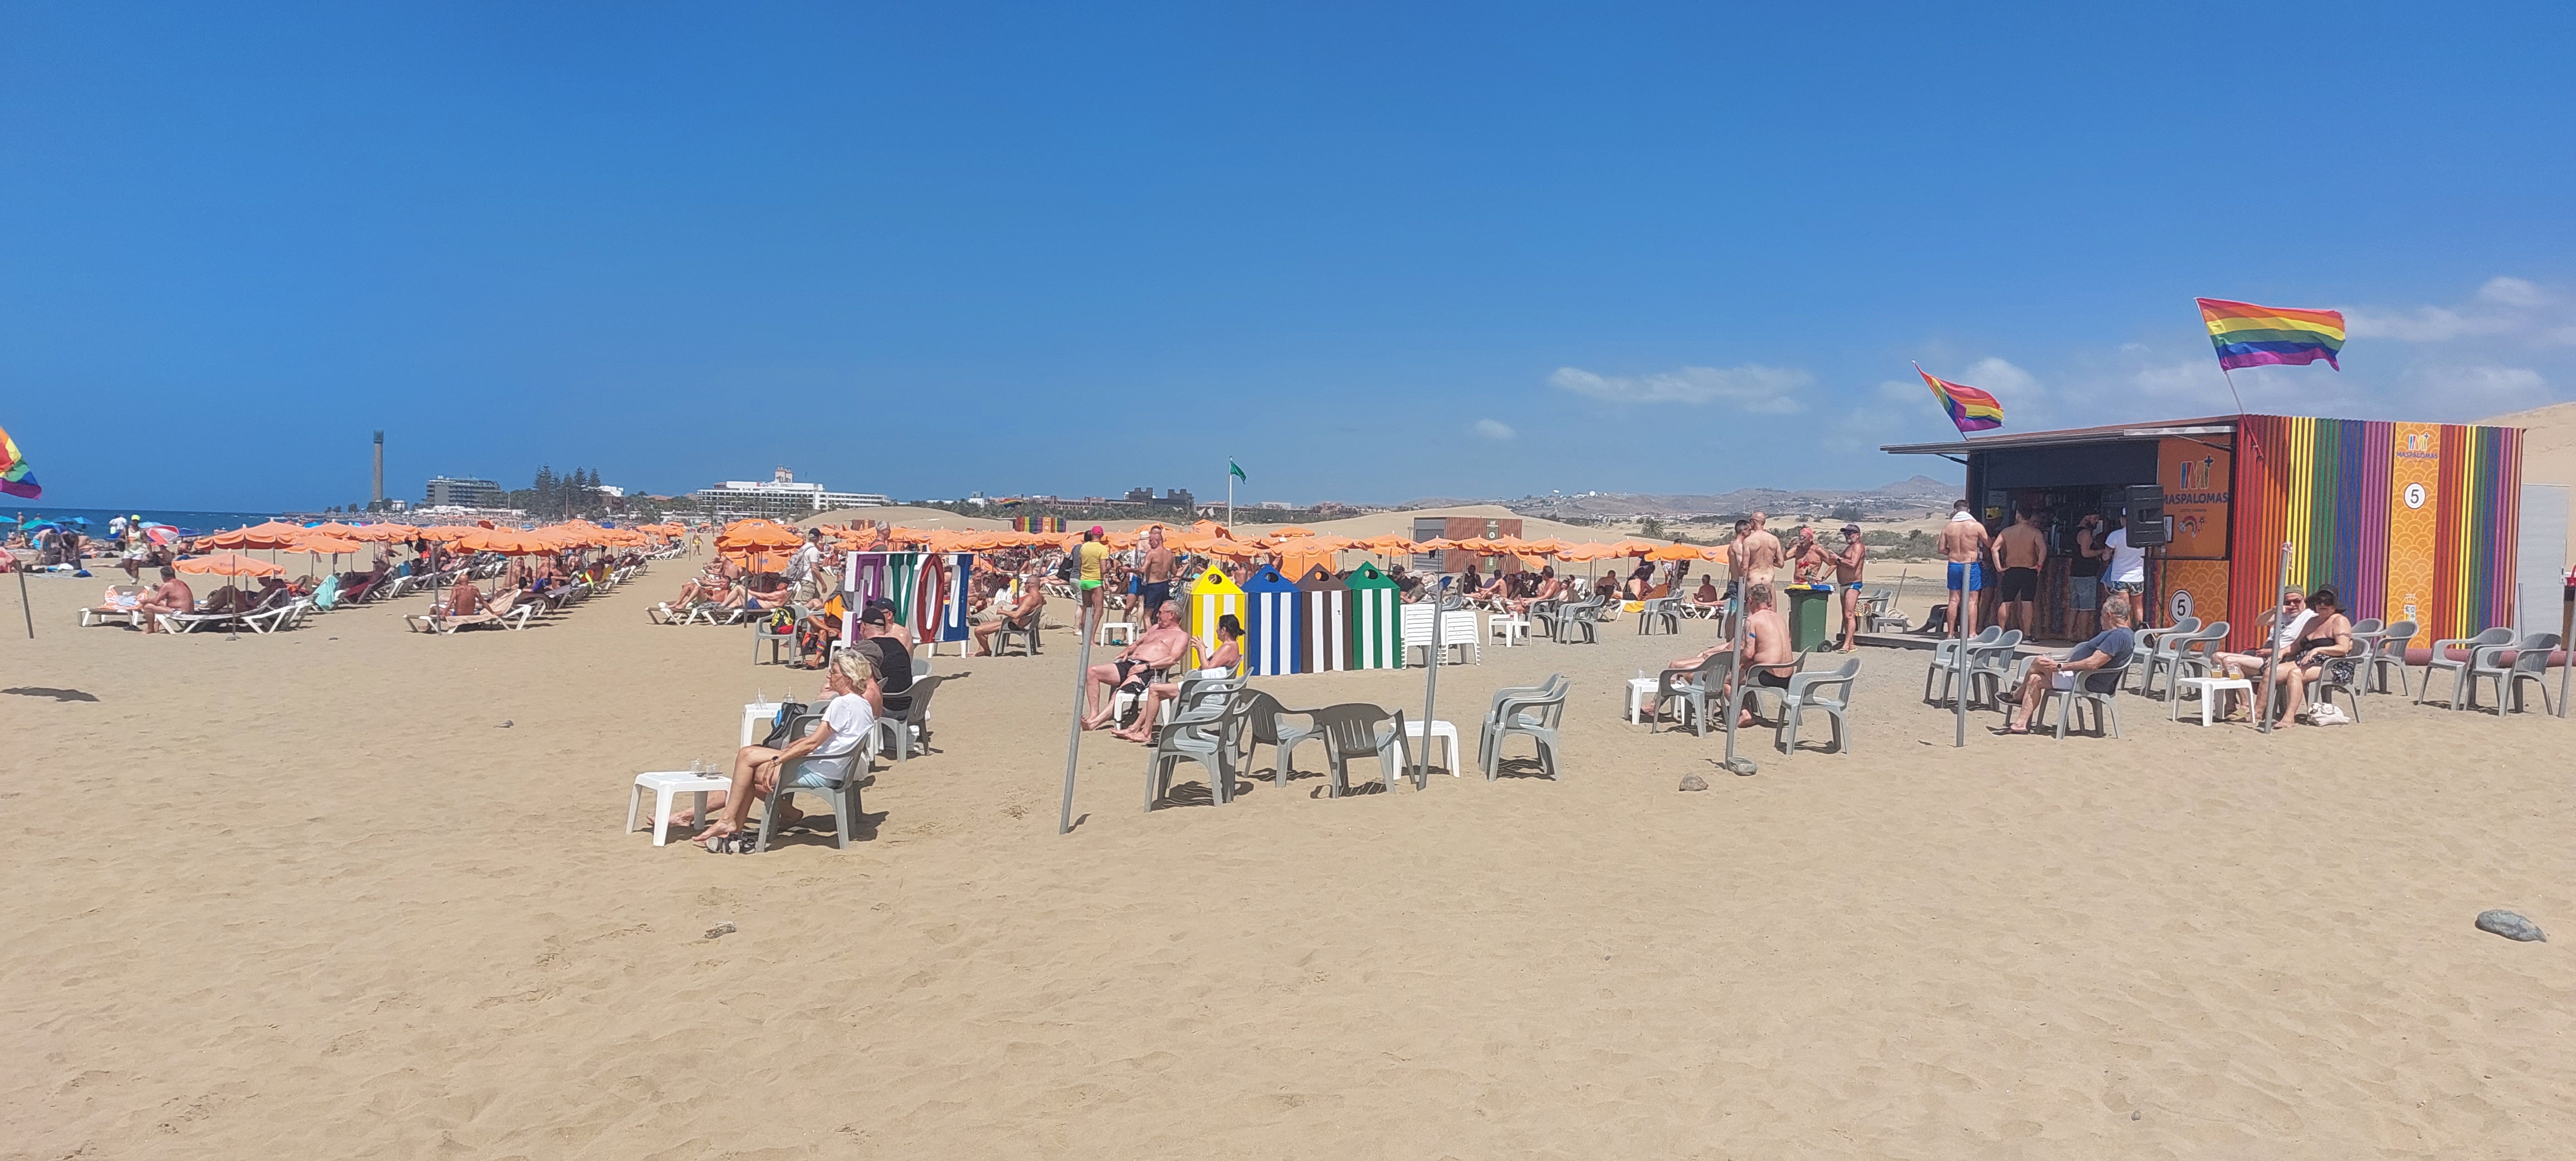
1885,413,2551,652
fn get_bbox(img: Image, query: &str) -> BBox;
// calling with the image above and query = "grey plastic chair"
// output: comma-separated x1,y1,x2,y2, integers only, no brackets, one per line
2467,633,2560,715
2129,616,2201,694
1635,596,1681,636
1309,704,1413,796
1650,652,1726,736
753,603,807,664
1960,629,2025,708
1768,656,1861,757
2033,657,2132,739
1554,599,1605,645
2359,619,2416,696
1526,598,1565,641
1481,674,1569,781
993,617,1043,657
1238,689,1322,793
753,713,867,852
2424,627,2515,709
1924,626,2003,703
871,673,945,762
1144,686,1252,809
2144,621,2226,701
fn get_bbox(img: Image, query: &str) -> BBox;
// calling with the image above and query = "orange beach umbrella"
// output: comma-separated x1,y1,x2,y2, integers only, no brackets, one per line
175,552,287,577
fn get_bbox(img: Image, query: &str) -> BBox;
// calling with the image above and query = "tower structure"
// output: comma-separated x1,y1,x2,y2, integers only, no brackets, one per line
372,430,385,508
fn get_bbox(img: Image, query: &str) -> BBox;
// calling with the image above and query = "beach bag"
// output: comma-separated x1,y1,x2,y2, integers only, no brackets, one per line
761,701,812,748
2305,703,2351,726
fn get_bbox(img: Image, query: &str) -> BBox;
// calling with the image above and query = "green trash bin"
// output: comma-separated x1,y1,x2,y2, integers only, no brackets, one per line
1785,584,1833,652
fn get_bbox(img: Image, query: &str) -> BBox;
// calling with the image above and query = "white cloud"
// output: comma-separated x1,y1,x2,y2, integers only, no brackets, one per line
2345,276,2575,347
1957,357,2042,399
1472,418,1515,441
1549,363,1808,412
2399,363,2550,415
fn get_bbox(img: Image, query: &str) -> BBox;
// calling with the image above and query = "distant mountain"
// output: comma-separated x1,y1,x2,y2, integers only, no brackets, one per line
1401,474,1961,523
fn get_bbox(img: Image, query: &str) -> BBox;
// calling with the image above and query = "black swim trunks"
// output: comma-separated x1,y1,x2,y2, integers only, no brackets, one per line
1755,667,1793,689
1997,566,2040,603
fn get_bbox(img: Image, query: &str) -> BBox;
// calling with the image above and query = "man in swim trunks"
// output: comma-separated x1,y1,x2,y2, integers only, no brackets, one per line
1082,602,1191,729
1993,508,2048,636
1140,526,1175,619
1832,524,1867,651
1663,582,1796,726
1939,499,1992,639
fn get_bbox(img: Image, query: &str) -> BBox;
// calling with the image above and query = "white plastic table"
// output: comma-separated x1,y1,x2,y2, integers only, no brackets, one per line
1491,615,1530,647
1626,677,1659,724
1099,622,1136,646
1401,719,1460,775
740,701,784,748
628,770,733,846
2172,676,2253,726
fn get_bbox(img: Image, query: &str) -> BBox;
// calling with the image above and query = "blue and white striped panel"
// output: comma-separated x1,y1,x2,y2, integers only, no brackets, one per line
1250,588,1298,675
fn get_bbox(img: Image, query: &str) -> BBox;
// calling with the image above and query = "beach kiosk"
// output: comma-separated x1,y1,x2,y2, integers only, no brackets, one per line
1299,565,1349,671
1882,413,2549,653
1344,561,1404,669
1242,565,1304,676
1187,566,1246,672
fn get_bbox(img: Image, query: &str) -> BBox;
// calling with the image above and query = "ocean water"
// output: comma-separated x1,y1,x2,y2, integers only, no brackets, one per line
4,506,285,536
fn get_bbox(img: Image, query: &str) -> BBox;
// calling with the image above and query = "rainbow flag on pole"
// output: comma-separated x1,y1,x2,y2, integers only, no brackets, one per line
2196,297,2345,371
1915,363,2004,433
0,423,38,499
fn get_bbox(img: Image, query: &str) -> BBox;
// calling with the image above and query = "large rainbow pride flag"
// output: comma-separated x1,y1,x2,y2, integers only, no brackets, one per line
2196,297,2345,371
1915,364,2004,433
0,423,38,499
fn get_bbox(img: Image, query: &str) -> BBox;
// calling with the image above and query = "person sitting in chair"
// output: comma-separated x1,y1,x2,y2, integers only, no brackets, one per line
970,583,1046,656
1663,583,1796,726
1999,594,2136,734
1111,614,1243,743
1082,602,1193,729
133,565,196,632
694,650,882,852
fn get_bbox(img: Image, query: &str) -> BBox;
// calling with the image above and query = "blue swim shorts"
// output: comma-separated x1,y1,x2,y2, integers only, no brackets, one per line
1946,562,1983,592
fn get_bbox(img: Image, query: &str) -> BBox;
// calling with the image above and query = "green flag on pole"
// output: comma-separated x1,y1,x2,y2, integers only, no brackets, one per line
1228,459,1247,482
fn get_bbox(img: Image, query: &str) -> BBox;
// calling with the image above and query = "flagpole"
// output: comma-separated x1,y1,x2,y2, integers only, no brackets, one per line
1226,460,1233,533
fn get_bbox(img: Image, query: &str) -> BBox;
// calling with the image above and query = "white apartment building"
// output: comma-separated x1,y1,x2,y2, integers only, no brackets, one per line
690,467,889,520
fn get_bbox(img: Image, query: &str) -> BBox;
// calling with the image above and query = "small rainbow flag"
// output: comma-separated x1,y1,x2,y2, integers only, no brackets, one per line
2196,297,2345,371
0,423,38,499
1916,364,2004,433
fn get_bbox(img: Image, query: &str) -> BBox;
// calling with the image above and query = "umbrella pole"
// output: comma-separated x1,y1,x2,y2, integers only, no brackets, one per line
16,564,31,638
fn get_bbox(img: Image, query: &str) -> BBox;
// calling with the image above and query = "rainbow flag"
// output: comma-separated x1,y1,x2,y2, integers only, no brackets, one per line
0,423,38,499
1915,364,2004,433
2196,297,2345,371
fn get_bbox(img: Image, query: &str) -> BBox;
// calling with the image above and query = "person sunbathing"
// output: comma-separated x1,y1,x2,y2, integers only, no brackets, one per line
1689,575,1723,612
1083,602,1192,729
1113,614,1243,742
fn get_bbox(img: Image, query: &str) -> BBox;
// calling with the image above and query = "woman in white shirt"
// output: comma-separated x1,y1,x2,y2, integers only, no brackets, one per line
699,650,882,851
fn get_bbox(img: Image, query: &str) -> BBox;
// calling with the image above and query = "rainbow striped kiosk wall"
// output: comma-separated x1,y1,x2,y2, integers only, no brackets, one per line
1186,566,1246,673
1344,561,1404,670
1242,565,1304,676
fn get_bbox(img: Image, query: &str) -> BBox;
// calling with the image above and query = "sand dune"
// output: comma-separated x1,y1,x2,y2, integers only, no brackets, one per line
6,557,2573,1158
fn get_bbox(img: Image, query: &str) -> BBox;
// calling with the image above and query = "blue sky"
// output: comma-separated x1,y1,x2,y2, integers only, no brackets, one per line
4,3,2572,511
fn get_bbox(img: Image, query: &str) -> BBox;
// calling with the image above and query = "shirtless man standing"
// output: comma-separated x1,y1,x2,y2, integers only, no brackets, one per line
133,564,195,632
1832,524,1867,651
1083,602,1192,729
1993,509,2049,636
1939,499,1993,638
1140,526,1176,620
1739,512,1784,585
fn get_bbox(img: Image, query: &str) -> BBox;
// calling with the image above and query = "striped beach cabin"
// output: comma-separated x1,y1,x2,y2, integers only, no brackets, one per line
1242,565,1304,676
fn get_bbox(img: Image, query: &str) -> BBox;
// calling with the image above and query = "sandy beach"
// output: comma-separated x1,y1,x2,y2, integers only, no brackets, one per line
7,554,2574,1159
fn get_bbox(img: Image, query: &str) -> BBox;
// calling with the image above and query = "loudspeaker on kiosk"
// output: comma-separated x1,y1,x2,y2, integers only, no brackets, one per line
2123,483,2169,547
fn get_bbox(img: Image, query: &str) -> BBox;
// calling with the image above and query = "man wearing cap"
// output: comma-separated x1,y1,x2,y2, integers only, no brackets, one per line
1832,524,1867,651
